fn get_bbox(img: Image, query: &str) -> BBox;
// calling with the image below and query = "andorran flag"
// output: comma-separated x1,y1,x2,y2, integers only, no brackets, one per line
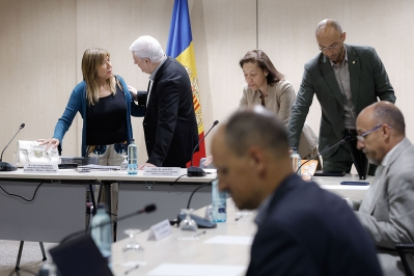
167,0,205,166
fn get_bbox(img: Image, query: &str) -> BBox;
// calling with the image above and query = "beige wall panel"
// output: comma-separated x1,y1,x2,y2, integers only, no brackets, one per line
76,0,173,164
258,0,414,143
2,0,412,167
191,0,256,154
0,0,77,163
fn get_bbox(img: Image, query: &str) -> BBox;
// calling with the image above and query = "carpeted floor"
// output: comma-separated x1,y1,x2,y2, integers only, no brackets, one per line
0,240,57,276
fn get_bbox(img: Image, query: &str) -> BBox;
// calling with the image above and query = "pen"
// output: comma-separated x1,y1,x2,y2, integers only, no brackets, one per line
124,264,139,275
194,230,206,237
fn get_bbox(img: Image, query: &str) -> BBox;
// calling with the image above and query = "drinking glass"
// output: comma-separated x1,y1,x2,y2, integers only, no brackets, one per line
122,229,145,268
302,166,313,181
120,155,128,170
177,209,199,241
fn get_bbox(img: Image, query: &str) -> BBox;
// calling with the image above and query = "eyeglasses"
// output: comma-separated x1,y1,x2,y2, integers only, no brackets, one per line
356,124,392,142
319,35,343,52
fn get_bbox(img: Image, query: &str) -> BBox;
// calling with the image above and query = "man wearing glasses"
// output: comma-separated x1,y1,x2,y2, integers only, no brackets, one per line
355,101,414,275
288,19,395,178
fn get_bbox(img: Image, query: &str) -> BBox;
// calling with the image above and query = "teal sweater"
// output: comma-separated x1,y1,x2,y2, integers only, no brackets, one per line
53,75,134,157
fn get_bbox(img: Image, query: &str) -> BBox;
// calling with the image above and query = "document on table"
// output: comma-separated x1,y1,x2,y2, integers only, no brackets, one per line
77,164,120,171
321,185,369,190
204,235,253,245
148,263,246,276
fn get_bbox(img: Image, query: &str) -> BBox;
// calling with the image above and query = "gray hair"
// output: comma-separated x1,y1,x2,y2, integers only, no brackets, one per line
373,102,405,135
225,106,290,159
129,35,165,63
315,19,343,34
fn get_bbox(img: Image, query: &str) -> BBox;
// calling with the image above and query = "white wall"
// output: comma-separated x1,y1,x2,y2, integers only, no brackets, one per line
0,0,412,164
258,0,414,141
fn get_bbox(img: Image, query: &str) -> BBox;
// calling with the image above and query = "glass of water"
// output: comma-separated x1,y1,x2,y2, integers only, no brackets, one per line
122,229,145,268
177,209,199,241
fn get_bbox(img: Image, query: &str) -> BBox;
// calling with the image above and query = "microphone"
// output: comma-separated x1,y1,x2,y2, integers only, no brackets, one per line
187,120,219,177
0,123,25,172
60,204,156,244
296,135,357,174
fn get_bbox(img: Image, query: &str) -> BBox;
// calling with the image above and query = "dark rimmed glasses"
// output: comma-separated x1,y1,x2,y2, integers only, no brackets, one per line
356,124,392,142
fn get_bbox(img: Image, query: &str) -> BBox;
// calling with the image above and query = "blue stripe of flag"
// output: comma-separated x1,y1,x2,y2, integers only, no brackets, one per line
166,0,193,58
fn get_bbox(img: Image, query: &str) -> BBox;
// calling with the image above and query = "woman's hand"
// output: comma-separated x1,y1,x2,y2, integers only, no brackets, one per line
202,155,213,167
37,138,60,150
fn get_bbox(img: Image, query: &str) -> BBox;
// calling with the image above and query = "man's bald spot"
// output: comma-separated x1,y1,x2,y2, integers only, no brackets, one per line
315,19,343,35
372,101,405,135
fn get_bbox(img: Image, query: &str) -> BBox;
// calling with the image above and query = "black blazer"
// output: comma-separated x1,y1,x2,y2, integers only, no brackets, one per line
246,174,383,276
132,57,198,167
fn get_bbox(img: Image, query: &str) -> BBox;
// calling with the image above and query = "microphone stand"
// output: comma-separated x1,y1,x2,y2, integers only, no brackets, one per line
175,181,216,229
187,120,219,177
60,204,156,244
0,123,25,171
296,136,357,175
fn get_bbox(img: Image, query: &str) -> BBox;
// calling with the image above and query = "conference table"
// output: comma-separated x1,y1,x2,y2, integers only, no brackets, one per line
0,168,370,244
110,173,372,276
0,168,216,243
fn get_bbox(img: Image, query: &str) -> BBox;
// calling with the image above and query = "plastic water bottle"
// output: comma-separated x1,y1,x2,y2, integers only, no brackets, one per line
291,147,301,176
90,203,112,263
212,180,227,222
127,139,138,175
38,261,58,276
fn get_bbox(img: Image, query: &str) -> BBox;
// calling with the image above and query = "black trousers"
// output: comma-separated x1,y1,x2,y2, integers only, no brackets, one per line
323,129,375,179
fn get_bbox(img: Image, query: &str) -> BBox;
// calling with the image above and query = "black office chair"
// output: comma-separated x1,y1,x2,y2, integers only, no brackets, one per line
396,243,414,276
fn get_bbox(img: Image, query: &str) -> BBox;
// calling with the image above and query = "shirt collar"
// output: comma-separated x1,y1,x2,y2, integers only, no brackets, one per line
381,137,407,167
149,55,167,81
254,173,297,226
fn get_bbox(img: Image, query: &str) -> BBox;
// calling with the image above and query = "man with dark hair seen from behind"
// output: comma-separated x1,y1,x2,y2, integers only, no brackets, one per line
288,19,395,179
355,101,414,275
211,106,382,276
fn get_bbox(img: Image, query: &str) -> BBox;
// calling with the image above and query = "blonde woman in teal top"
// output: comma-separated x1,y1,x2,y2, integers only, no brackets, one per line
39,48,144,165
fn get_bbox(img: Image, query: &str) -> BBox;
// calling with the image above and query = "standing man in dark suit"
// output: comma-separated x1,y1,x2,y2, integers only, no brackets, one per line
129,35,198,168
288,19,395,178
211,106,383,276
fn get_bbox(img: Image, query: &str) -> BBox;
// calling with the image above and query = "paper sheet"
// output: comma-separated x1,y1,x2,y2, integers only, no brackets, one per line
203,235,253,245
321,185,369,190
148,263,246,276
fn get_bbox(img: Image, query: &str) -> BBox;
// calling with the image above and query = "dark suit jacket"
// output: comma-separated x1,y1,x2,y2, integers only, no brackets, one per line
288,44,395,158
246,174,383,276
132,57,198,167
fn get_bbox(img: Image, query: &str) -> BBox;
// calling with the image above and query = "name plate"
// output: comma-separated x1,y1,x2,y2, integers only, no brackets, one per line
148,219,173,241
24,163,58,173
143,167,181,176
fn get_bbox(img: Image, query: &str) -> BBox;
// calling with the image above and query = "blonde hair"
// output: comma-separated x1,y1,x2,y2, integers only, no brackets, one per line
81,48,116,105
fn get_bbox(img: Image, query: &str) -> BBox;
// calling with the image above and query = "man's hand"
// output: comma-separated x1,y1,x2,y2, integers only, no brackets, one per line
138,163,157,170
128,85,138,101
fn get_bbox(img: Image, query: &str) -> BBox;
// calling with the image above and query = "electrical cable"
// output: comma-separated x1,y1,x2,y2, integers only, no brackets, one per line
0,181,45,202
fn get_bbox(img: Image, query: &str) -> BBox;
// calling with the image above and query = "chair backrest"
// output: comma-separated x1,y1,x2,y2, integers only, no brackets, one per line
396,243,414,276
